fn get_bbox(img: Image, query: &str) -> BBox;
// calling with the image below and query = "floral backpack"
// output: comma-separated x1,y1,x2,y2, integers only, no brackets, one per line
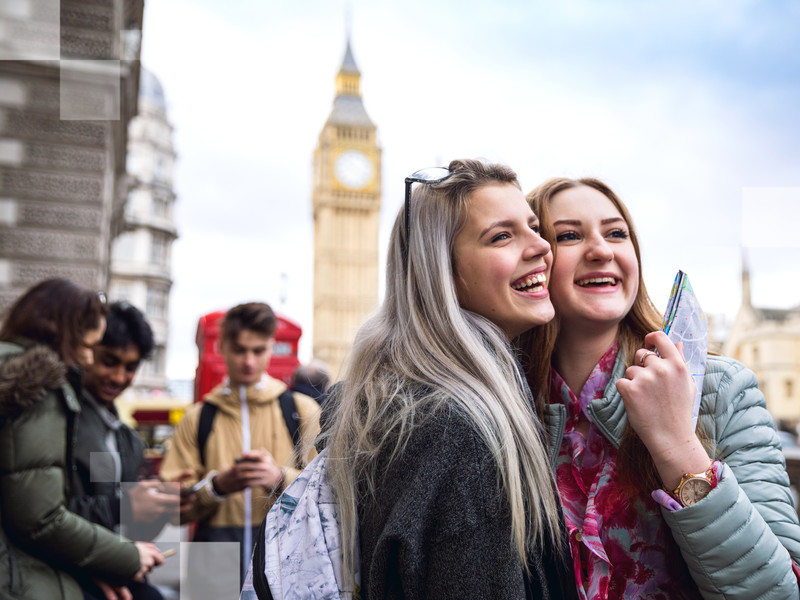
240,448,360,600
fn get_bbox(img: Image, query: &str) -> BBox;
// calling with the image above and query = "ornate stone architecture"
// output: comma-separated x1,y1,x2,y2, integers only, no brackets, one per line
312,39,382,376
723,263,800,423
108,67,177,393
0,0,144,313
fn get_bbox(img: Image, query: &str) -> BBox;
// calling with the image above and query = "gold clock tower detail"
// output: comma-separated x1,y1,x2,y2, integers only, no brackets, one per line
312,39,381,376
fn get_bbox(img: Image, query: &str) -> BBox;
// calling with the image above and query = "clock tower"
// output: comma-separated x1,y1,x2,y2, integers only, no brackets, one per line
312,39,382,376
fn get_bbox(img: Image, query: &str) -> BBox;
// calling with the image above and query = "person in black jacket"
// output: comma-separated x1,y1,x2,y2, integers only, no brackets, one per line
322,159,577,600
70,301,188,600
290,360,330,405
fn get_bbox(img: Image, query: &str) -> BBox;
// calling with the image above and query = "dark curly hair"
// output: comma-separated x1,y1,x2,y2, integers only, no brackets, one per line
102,301,155,359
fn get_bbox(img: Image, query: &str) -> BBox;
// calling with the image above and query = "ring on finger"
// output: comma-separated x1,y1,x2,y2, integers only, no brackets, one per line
639,350,658,367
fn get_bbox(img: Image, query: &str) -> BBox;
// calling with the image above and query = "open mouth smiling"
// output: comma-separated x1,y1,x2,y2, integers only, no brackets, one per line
512,272,547,293
576,276,619,287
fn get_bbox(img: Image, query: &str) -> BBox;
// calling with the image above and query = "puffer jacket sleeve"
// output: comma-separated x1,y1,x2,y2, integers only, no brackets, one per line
660,355,800,600
0,393,141,584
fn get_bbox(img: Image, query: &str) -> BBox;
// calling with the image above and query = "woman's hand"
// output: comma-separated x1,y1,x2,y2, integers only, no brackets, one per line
133,541,165,582
616,330,710,490
92,579,132,600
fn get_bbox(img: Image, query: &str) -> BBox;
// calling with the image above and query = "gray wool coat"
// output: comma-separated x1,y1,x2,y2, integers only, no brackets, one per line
357,404,577,600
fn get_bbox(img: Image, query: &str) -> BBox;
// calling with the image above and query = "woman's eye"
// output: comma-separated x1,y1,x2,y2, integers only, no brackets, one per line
555,231,578,242
491,232,511,243
530,224,541,234
608,229,630,239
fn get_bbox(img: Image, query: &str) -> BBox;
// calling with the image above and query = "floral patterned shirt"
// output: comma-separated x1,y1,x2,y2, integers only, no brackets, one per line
551,342,701,599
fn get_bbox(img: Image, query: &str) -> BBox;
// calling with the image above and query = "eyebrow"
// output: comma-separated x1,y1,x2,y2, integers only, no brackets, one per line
478,218,539,240
479,220,512,239
553,217,626,226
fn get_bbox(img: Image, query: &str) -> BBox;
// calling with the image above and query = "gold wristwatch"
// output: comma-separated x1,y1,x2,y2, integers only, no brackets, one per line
672,464,714,507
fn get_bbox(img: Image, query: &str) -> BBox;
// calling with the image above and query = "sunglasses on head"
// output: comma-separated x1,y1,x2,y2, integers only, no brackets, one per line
403,167,454,265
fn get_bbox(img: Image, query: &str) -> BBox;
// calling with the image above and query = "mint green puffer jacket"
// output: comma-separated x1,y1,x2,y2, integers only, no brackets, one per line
0,341,141,600
543,354,800,600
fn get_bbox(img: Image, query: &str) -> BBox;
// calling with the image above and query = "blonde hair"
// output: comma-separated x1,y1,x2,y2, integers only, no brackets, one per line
323,159,562,578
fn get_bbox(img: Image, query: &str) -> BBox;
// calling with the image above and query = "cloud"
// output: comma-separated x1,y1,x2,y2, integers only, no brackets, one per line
142,0,800,379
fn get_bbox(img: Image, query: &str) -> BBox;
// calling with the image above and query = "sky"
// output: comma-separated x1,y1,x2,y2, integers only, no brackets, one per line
140,0,800,381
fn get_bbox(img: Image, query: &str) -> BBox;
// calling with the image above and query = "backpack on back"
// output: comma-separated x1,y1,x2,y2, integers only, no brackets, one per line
197,390,301,466
239,448,361,600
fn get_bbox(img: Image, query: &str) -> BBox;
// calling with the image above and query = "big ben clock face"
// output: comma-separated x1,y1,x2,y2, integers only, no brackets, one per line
335,150,373,189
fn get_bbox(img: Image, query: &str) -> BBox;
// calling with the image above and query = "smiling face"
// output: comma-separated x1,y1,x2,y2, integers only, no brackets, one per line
84,344,142,406
453,183,554,339
548,184,639,337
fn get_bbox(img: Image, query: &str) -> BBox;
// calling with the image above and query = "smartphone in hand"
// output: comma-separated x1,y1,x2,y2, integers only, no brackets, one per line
179,479,205,497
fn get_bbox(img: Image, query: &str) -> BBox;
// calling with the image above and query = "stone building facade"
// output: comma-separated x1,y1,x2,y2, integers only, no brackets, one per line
108,67,177,393
0,0,144,313
312,39,382,376
723,265,800,423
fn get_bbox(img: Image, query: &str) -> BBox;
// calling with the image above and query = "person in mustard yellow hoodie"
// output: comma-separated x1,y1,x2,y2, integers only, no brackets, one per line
160,302,319,591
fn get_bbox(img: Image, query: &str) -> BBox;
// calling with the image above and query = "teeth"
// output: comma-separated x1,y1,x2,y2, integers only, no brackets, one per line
577,276,617,286
512,272,547,290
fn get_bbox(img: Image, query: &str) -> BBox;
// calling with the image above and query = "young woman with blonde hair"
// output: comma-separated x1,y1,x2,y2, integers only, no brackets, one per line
526,177,800,599
323,159,576,599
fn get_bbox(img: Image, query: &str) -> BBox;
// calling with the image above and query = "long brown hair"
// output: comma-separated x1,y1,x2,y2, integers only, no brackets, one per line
525,177,670,492
0,278,107,366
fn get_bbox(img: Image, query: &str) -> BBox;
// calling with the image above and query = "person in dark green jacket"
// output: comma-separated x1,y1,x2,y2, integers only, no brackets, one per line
0,279,164,600
526,178,800,599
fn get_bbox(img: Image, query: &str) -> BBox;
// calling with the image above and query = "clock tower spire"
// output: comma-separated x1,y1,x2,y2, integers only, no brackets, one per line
312,37,382,376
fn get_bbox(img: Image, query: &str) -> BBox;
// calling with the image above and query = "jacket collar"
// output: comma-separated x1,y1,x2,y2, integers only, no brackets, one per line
584,353,629,448
205,373,288,414
543,353,630,465
82,389,123,431
0,340,74,420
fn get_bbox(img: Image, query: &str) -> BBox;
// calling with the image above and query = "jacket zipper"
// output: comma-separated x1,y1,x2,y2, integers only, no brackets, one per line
240,384,253,579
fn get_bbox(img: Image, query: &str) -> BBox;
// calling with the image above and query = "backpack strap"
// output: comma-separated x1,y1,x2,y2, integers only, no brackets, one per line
278,390,300,449
251,514,273,599
197,401,218,466
252,448,361,599
198,391,299,467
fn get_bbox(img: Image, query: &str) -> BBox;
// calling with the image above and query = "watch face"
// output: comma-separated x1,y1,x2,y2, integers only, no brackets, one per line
335,150,373,190
678,477,712,506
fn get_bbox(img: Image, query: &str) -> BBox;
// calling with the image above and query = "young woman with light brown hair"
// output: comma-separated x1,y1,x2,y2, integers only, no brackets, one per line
526,177,800,599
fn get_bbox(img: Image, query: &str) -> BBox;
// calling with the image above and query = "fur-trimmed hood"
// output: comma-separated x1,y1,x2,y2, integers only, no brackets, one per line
0,342,66,421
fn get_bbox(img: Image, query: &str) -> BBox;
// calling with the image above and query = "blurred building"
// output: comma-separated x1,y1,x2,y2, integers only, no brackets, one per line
312,38,382,376
108,67,177,393
723,264,800,423
0,1,144,313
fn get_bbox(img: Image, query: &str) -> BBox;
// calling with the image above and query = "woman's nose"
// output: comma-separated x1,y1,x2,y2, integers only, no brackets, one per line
585,234,613,261
523,230,552,260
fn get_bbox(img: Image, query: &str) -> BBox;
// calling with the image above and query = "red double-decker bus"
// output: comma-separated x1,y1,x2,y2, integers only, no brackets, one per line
194,309,302,403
